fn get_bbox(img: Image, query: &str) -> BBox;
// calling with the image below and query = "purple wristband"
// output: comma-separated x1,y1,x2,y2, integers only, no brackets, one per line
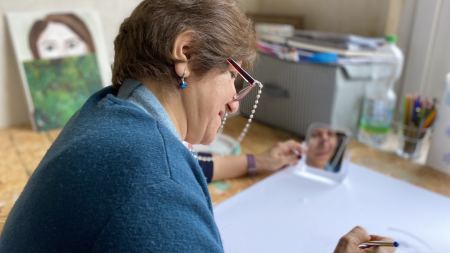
246,154,256,176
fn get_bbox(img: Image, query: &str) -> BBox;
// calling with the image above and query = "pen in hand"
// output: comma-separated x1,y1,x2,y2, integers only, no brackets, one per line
358,240,399,249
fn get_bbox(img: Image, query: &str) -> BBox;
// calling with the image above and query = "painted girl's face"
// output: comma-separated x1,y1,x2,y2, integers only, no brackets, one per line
37,22,89,59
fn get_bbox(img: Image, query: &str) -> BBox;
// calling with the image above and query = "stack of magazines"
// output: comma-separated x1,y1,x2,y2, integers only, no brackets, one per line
255,23,390,64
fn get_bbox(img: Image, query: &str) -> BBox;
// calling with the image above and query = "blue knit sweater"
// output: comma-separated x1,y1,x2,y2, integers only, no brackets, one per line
0,84,223,252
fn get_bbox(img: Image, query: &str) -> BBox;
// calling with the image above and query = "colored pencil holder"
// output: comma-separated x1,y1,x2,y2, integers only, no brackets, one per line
396,123,429,159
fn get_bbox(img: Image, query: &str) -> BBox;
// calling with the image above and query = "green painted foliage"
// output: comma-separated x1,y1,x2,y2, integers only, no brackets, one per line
23,54,103,131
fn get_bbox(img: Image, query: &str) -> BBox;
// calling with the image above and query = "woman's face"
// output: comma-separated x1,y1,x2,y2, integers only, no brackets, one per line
183,63,239,144
36,22,89,59
306,128,338,169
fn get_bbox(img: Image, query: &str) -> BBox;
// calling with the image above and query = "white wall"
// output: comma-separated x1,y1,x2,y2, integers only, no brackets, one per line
238,0,260,13
0,0,142,128
425,0,450,98
400,0,450,99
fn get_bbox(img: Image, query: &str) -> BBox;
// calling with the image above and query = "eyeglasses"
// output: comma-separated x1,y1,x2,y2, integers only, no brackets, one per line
227,58,262,102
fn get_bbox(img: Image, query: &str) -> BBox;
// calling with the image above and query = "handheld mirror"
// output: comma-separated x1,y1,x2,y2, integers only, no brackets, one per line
297,123,351,183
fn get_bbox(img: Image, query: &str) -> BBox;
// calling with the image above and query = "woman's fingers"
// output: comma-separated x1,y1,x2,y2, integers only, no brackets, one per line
338,226,371,248
275,139,304,157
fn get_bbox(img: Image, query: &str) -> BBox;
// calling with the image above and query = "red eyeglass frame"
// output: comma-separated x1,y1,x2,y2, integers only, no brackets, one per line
227,58,262,102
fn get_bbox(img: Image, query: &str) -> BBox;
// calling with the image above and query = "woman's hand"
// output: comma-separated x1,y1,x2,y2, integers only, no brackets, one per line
254,139,304,172
334,226,396,253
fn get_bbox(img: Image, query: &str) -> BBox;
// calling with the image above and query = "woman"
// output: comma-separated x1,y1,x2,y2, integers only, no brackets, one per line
0,1,393,252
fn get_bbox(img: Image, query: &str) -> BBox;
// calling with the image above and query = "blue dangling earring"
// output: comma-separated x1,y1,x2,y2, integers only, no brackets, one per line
179,67,188,89
179,76,188,89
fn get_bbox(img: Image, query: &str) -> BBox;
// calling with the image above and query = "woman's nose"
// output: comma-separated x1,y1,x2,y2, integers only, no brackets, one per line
320,132,329,140
226,100,239,114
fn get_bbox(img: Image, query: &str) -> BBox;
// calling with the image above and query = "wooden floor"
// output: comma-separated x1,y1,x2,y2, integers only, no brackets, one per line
1,116,450,233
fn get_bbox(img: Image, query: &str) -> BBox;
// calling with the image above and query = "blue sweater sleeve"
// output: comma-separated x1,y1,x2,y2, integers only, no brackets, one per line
90,179,223,253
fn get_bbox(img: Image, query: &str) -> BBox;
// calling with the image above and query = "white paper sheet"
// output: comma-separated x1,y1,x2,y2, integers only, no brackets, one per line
214,162,450,253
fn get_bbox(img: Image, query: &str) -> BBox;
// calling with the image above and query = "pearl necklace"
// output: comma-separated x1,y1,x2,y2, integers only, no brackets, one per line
192,81,263,162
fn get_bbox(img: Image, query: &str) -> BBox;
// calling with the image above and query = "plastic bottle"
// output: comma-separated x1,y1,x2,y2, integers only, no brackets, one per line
358,35,404,148
380,35,404,81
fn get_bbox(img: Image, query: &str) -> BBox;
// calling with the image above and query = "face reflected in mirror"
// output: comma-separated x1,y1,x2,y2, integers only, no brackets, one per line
305,125,348,173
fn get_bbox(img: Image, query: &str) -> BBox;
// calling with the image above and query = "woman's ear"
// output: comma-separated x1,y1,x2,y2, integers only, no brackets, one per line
172,30,195,78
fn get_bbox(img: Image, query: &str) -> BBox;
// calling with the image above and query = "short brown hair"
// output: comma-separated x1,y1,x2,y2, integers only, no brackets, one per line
111,0,256,88
29,13,95,59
